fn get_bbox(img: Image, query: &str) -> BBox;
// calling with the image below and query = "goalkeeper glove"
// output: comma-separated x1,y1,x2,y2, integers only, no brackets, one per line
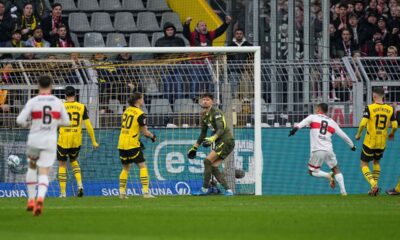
202,136,217,147
150,134,157,142
288,128,298,137
187,145,198,159
351,146,356,151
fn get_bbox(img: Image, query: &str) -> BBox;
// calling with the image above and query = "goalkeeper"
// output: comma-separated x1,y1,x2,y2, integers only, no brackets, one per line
188,93,234,196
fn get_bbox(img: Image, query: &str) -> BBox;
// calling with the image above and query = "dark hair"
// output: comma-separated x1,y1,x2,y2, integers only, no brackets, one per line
373,87,385,96
128,92,143,106
235,28,245,33
65,86,75,97
338,3,348,9
38,75,52,88
23,3,33,9
52,3,62,9
57,24,67,30
201,92,214,100
317,103,328,113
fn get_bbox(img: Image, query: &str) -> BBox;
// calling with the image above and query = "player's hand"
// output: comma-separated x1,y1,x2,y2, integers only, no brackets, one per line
187,145,198,159
288,127,298,137
185,17,192,24
355,134,360,140
150,134,157,142
225,16,232,24
351,146,356,151
202,136,217,147
389,133,395,140
93,142,99,149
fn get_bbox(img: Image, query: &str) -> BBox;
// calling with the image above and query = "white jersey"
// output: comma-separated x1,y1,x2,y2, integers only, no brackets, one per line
17,94,70,150
296,114,354,153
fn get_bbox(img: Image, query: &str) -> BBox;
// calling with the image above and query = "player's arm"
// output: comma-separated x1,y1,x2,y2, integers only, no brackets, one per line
203,112,225,146
334,123,356,151
16,101,32,127
82,106,99,148
138,114,156,142
59,103,71,127
389,110,398,139
288,115,312,136
356,106,370,140
188,118,207,159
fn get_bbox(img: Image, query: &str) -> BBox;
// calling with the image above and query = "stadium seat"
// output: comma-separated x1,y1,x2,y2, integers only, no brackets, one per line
160,12,183,32
99,0,122,11
137,12,161,32
106,33,127,47
173,98,195,114
70,32,80,47
84,32,105,47
122,0,146,11
151,32,164,47
144,78,162,96
69,13,92,32
91,12,115,32
176,33,190,46
149,99,173,114
56,0,77,12
129,33,151,47
147,0,171,12
114,12,137,32
77,0,101,11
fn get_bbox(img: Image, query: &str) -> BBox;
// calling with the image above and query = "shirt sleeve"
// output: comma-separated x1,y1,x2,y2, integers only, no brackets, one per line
137,113,147,127
390,107,396,121
59,102,71,126
334,122,354,148
83,106,89,120
295,115,313,129
363,106,370,119
16,100,32,126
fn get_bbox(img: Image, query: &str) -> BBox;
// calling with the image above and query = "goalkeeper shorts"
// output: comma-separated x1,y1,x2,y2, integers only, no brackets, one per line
214,139,235,160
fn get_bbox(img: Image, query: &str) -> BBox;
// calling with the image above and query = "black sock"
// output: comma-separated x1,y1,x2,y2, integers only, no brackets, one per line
203,159,212,189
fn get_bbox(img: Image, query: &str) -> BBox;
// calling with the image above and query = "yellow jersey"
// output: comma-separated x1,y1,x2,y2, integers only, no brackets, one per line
360,103,396,149
118,106,146,150
58,101,90,148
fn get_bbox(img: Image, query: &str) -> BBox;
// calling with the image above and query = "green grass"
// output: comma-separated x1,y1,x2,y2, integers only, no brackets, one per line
0,195,399,240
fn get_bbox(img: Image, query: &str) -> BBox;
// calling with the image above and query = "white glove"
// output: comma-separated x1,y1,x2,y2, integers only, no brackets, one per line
10,6,18,13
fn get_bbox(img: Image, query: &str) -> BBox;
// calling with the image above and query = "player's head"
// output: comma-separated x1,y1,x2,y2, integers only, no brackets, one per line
372,87,385,102
201,92,214,108
316,103,328,114
65,86,76,98
38,75,52,90
128,92,144,107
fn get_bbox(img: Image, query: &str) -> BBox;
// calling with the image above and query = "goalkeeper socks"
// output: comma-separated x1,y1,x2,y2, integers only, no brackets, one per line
372,163,381,184
26,168,37,200
140,167,149,194
71,161,83,188
311,170,330,179
203,159,212,189
37,175,49,199
119,169,129,195
58,166,67,195
212,166,230,190
362,166,376,188
334,173,346,194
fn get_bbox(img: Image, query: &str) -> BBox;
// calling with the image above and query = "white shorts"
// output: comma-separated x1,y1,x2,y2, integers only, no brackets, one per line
308,150,337,171
27,146,56,168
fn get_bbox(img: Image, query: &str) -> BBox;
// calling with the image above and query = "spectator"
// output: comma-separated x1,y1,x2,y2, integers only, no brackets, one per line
51,24,74,47
155,22,185,103
228,28,253,57
333,3,348,32
41,3,68,43
116,53,132,61
365,0,379,15
377,16,391,47
373,40,385,56
333,29,359,58
0,1,15,47
354,0,365,19
14,0,51,19
6,29,24,47
348,13,363,46
183,15,231,46
360,11,380,44
25,27,50,47
376,68,391,81
17,3,39,41
363,30,383,55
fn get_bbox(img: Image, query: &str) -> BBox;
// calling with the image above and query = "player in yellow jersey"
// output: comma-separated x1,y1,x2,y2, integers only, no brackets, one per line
118,93,156,199
355,87,397,196
57,86,99,197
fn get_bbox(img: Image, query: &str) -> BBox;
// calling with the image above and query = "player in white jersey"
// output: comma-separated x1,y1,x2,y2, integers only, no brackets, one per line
16,75,70,216
288,103,356,196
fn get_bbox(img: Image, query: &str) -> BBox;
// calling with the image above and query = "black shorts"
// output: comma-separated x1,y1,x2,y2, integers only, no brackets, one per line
361,145,385,162
57,146,81,162
119,148,145,164
214,138,235,160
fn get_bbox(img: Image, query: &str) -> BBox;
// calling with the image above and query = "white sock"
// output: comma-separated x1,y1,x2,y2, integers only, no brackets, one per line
37,175,49,199
334,173,346,194
311,170,330,179
26,168,37,200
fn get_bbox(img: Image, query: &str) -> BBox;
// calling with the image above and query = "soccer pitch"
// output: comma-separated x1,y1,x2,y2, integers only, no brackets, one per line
0,195,398,240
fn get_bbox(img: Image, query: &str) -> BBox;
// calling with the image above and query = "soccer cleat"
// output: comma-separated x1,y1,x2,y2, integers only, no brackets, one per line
77,187,84,197
119,193,128,199
59,193,66,198
33,198,44,216
368,186,380,196
386,188,400,196
192,188,211,196
143,193,156,198
329,172,336,189
224,189,234,196
26,199,35,211
341,192,348,196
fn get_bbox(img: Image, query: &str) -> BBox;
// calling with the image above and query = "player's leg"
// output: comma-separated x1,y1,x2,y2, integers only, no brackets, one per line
372,150,384,185
119,149,133,199
137,161,154,198
360,145,378,195
57,146,68,197
69,147,83,197
386,177,400,195
331,166,346,196
308,151,332,180
210,140,235,195
192,151,218,196
26,147,40,211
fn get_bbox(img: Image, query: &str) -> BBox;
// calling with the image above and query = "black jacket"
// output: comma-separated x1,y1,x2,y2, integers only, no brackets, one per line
155,22,185,47
0,14,15,42
227,38,253,61
41,15,69,42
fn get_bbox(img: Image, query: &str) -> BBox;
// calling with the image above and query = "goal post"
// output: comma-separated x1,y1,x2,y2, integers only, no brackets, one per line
0,46,262,196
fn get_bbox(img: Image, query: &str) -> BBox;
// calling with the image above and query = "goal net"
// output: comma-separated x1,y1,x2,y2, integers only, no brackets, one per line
0,47,262,197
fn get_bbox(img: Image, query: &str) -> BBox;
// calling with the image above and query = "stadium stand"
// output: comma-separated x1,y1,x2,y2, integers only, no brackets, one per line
106,33,128,47
114,12,138,32
84,32,105,47
91,12,115,32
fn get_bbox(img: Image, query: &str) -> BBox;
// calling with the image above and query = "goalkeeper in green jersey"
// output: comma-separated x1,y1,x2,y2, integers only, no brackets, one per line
188,93,235,196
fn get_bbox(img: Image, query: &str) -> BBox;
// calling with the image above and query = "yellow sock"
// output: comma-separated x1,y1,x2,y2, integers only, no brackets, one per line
372,163,381,184
140,167,149,194
58,166,67,195
362,166,376,188
119,169,129,195
395,179,400,192
70,161,82,188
